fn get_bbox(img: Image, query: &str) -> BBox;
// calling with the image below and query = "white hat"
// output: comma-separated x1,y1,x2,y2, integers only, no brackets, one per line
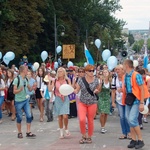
44,75,49,82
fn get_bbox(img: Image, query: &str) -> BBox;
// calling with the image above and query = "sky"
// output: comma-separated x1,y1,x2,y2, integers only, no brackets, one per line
115,0,150,30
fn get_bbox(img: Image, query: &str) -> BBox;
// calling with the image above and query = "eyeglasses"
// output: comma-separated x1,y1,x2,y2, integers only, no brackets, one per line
78,71,84,73
88,70,94,72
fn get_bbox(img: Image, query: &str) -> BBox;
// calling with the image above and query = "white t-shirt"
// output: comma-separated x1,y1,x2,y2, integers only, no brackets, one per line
115,77,123,105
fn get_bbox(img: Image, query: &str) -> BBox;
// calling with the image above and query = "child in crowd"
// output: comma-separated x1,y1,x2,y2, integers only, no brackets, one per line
40,75,54,122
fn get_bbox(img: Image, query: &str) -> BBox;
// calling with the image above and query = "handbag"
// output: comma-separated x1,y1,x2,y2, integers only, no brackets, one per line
125,93,136,106
82,77,99,100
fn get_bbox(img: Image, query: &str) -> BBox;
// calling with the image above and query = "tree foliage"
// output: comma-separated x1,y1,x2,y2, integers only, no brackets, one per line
128,33,135,46
147,38,150,50
0,0,125,64
0,0,46,55
132,39,144,53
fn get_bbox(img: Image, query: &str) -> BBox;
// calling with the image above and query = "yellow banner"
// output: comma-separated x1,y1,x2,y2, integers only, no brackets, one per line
62,44,75,59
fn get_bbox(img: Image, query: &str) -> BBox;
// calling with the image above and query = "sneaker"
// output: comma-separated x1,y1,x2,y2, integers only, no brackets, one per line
143,118,148,123
140,124,143,130
135,140,144,149
101,128,107,134
127,140,137,148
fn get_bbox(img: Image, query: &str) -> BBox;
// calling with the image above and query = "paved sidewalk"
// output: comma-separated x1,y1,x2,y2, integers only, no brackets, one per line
0,108,149,150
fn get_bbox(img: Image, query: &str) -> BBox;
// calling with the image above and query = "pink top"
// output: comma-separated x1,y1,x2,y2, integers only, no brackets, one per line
55,79,68,99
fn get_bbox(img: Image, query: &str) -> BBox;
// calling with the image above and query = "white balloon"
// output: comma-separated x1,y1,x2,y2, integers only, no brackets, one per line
140,105,149,114
59,84,74,96
102,49,111,61
133,60,139,68
56,46,62,54
94,39,101,49
33,62,40,70
84,62,88,67
107,56,117,71
67,61,74,68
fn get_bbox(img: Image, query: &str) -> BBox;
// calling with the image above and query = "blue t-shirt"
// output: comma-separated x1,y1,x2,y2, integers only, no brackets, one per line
27,78,36,95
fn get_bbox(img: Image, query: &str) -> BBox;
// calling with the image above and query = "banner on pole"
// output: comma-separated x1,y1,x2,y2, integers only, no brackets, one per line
62,44,75,59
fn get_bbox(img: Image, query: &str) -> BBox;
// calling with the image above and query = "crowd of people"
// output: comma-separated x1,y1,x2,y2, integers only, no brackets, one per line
0,59,150,149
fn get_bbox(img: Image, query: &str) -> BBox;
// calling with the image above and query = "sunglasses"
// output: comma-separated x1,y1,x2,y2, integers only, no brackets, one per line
67,70,73,72
78,71,84,73
88,70,94,72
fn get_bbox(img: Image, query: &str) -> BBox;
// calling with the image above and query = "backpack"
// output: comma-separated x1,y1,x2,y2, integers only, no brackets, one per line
7,81,15,100
7,76,28,100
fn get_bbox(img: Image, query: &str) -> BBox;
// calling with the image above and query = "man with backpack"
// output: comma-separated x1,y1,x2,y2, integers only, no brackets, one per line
13,65,36,139
122,60,145,149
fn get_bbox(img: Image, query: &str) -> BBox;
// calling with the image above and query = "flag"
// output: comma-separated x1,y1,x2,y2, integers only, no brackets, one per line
84,43,94,65
143,46,148,68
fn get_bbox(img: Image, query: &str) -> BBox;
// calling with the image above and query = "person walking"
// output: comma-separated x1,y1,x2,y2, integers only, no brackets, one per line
122,60,145,149
6,69,16,121
98,69,111,134
35,67,45,122
111,65,131,139
49,67,71,138
26,70,37,120
74,64,100,144
13,65,36,138
41,75,54,122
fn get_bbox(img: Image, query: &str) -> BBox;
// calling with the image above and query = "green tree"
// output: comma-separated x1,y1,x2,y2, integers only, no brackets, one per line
128,33,135,46
132,40,144,53
0,0,46,55
147,38,150,50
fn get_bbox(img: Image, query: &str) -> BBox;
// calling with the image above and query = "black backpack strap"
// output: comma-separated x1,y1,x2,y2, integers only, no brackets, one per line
82,77,94,96
17,76,20,88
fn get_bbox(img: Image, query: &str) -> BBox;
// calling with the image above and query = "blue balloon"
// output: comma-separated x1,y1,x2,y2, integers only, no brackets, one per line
5,51,15,61
32,65,36,72
102,49,111,61
130,56,133,60
41,51,48,62
107,56,117,71
54,62,58,70
56,46,62,54
3,55,10,65
94,39,101,49
0,52,2,59
67,61,74,68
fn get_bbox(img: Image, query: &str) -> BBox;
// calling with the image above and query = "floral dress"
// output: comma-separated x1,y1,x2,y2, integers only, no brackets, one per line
98,82,110,114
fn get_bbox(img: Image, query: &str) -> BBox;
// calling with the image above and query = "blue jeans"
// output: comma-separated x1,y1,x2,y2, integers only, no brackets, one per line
0,96,4,119
117,103,130,135
125,103,139,127
15,99,32,123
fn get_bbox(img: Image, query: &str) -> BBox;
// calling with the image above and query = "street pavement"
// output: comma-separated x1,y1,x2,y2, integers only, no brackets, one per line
0,107,150,150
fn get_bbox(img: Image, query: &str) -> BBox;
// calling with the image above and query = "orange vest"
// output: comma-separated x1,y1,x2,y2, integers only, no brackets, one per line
122,71,149,105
